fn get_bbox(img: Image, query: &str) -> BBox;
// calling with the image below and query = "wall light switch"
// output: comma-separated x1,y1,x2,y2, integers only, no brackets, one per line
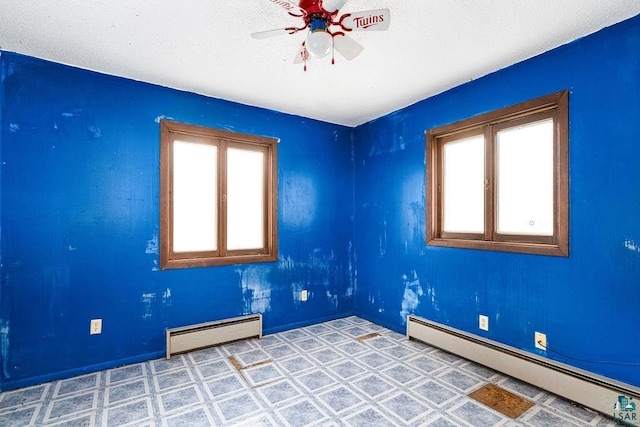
300,290,308,302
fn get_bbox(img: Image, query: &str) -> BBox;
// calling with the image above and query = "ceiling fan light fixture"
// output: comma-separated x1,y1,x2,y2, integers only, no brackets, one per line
320,0,347,13
306,18,332,58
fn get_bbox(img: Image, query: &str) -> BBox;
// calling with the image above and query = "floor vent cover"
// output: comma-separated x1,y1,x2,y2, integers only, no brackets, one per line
469,384,535,419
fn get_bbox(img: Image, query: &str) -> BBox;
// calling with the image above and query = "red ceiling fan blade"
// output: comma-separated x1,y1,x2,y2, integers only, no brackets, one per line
264,0,305,16
333,33,364,61
339,9,390,31
251,28,295,39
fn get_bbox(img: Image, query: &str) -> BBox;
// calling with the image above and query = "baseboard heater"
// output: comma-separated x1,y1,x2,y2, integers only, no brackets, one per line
166,314,262,359
407,315,639,417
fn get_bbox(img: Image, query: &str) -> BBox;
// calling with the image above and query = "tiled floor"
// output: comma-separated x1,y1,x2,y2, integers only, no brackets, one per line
0,316,619,426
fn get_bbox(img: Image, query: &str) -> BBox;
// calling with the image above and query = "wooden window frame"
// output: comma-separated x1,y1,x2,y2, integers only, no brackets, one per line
160,120,278,269
426,90,569,257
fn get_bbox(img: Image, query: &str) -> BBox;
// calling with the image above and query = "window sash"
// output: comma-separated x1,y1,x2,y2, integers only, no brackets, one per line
426,90,568,256
160,121,278,269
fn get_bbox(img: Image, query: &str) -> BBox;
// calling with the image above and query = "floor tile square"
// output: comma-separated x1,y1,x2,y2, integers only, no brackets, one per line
0,384,48,409
223,340,256,354
205,375,245,398
380,364,421,385
329,360,366,379
279,329,310,341
318,386,363,414
0,405,39,426
407,355,445,374
413,380,458,406
499,377,545,400
548,396,600,423
296,370,337,392
188,347,222,364
196,360,232,380
382,345,416,360
337,341,369,356
215,393,261,423
326,319,353,329
294,337,325,352
431,350,464,364
103,397,152,427
155,368,194,391
451,401,505,427
164,407,215,427
352,375,395,399
277,399,328,427
438,370,482,392
241,363,283,386
345,406,398,427
265,344,298,359
158,385,203,413
279,356,312,374
365,337,396,350
151,356,187,374
423,415,461,427
524,408,582,426
460,361,498,380
45,391,97,422
381,392,432,423
304,324,332,335
55,373,99,397
319,331,351,344
255,334,284,348
310,347,343,364
107,364,145,385
258,380,301,406
343,326,370,337
235,348,270,366
232,413,279,427
357,352,393,369
106,379,148,405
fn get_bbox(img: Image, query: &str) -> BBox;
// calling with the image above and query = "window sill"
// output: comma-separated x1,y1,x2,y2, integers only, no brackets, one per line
426,238,568,257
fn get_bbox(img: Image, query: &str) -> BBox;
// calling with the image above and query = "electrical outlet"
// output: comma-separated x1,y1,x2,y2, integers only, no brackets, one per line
90,319,102,335
535,331,547,350
300,290,308,302
479,315,489,331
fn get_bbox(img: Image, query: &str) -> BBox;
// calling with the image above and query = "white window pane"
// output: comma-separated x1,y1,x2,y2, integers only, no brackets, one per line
172,141,217,252
227,147,265,250
443,135,485,233
496,118,554,236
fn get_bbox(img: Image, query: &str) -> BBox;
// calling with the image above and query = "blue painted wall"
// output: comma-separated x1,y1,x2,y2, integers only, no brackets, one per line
353,15,640,387
0,53,355,390
2,13,640,392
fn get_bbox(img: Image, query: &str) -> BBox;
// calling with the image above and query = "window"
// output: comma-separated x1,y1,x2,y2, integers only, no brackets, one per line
426,90,568,256
160,120,278,269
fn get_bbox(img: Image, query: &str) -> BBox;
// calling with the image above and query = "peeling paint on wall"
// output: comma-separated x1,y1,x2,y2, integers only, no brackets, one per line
146,235,158,254
0,320,9,378
162,288,172,308
154,115,174,124
237,266,272,315
141,293,156,320
624,239,639,253
400,270,423,324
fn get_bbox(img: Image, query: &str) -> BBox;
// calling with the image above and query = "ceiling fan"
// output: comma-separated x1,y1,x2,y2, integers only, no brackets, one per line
252,0,390,70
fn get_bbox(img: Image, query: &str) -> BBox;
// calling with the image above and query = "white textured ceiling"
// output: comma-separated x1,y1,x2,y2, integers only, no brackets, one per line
1,1,640,127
